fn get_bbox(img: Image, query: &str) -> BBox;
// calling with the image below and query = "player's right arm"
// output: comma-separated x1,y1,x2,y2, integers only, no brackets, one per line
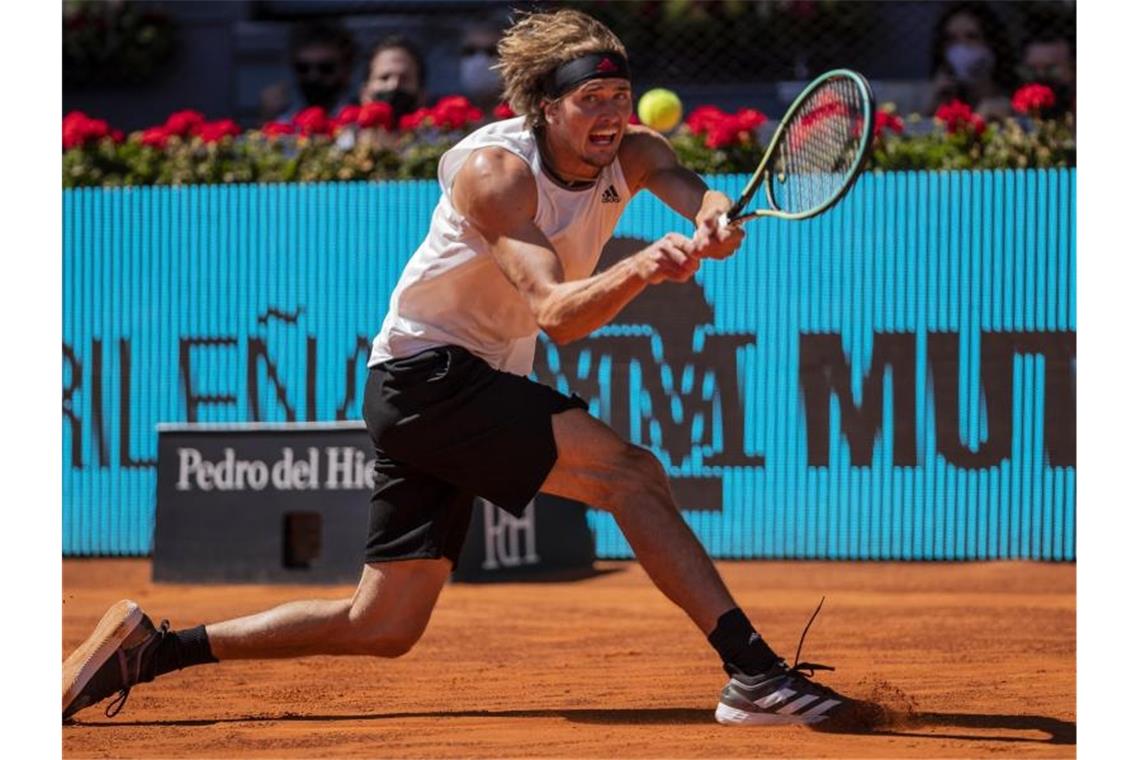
452,147,699,345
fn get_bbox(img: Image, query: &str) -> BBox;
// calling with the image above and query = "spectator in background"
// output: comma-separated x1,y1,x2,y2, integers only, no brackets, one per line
458,23,505,113
262,21,357,121
1019,27,1075,116
360,36,427,124
927,2,1016,120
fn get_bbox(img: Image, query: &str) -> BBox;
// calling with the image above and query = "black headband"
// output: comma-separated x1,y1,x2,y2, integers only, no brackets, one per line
542,52,631,99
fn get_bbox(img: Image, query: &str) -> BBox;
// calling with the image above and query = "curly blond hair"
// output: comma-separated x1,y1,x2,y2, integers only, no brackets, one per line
496,9,628,128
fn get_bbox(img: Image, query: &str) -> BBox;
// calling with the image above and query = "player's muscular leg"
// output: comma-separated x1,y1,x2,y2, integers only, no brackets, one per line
541,409,736,634
205,558,451,659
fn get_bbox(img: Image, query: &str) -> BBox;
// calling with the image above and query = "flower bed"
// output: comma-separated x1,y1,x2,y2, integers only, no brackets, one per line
62,86,1075,188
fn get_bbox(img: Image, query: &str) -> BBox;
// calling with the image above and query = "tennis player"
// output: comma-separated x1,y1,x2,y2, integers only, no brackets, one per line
64,9,880,730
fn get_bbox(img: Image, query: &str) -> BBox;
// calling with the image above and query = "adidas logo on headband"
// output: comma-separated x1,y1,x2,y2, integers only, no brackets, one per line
543,52,631,98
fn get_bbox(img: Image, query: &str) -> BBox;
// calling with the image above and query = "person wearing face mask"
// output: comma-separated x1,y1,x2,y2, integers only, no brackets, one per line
261,21,357,122
458,24,505,113
927,2,1017,121
360,36,427,124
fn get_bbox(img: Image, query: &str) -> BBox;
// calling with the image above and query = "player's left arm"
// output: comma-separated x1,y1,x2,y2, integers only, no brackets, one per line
620,127,744,260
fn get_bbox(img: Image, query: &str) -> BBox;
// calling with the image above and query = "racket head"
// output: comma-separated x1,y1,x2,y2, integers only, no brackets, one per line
730,69,875,223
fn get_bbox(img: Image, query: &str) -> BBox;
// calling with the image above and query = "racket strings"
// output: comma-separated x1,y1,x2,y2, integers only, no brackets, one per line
771,77,866,215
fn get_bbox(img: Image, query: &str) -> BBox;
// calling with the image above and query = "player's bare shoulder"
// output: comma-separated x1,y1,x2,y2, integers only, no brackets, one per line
619,125,681,193
452,147,538,236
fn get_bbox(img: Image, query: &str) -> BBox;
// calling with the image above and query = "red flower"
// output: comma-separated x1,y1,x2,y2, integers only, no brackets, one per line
196,119,241,143
431,95,483,131
685,105,767,149
934,100,972,127
62,111,111,150
260,121,295,137
685,105,729,135
493,102,516,120
83,120,110,146
935,100,986,136
704,120,741,150
164,109,206,137
1011,83,1057,116
734,108,768,132
873,110,904,139
140,126,170,149
357,101,393,130
398,106,433,131
333,104,361,129
62,111,86,149
293,106,332,136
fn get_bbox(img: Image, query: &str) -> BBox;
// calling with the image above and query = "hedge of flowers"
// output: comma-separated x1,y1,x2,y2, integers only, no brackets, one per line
63,85,1074,188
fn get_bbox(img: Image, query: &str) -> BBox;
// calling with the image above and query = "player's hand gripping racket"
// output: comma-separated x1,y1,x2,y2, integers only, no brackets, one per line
720,69,875,228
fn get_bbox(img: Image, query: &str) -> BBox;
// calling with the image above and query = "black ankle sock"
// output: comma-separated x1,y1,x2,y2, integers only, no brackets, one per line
153,625,219,678
707,608,778,678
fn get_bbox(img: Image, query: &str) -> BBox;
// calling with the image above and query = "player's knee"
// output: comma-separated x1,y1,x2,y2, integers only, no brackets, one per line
368,629,421,658
345,605,428,658
352,623,423,658
602,445,670,513
628,444,669,487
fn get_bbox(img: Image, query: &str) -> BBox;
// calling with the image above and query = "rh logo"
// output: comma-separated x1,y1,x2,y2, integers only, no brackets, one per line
480,499,540,571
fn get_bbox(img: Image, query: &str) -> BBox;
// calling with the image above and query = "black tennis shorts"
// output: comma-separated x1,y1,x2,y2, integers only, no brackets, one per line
361,345,587,565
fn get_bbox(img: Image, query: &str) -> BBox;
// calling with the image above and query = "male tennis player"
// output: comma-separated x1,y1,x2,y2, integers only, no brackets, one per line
63,9,880,730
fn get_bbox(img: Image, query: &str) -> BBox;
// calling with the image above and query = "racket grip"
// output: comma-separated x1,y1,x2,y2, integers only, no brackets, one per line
721,197,747,228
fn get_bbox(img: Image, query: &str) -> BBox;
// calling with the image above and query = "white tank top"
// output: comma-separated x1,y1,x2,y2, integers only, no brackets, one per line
369,116,632,376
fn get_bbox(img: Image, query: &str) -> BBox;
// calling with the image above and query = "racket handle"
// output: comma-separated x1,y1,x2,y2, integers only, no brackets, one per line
718,211,749,230
720,197,747,228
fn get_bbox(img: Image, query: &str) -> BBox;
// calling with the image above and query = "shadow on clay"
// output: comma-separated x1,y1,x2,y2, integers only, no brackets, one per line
72,707,1075,744
865,711,1075,745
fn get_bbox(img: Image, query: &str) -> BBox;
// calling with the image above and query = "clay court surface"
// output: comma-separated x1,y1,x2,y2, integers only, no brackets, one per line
63,559,1074,758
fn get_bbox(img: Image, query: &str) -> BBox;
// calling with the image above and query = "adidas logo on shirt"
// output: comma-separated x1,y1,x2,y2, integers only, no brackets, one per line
601,184,621,203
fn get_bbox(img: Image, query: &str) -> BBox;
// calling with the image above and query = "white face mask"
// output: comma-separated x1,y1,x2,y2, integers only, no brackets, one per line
945,43,995,83
460,53,502,101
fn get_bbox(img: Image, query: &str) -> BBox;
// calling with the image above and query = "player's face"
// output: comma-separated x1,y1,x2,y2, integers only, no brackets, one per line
546,79,632,170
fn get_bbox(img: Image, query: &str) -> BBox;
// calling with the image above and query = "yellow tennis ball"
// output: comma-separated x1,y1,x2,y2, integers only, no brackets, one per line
638,88,683,132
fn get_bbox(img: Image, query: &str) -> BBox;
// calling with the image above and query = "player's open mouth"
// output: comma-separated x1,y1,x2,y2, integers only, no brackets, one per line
588,131,618,146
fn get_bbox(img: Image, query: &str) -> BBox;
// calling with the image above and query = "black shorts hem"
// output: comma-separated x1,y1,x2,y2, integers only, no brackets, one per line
495,391,588,516
362,551,456,566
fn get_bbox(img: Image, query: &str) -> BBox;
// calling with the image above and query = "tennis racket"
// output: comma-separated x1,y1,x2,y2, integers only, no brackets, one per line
720,69,875,227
